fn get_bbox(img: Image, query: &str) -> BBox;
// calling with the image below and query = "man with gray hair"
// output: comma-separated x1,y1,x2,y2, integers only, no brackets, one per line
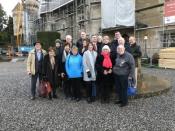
113,45,135,107
65,35,73,47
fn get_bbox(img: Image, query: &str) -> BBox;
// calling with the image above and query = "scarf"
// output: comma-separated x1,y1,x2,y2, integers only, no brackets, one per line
50,56,55,70
101,52,112,68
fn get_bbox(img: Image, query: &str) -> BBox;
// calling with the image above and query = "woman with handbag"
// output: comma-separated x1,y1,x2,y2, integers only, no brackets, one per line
83,42,97,103
43,47,62,99
95,45,113,103
65,46,83,102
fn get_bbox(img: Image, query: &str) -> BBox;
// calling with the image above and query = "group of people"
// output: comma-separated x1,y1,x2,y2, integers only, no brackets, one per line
27,31,142,107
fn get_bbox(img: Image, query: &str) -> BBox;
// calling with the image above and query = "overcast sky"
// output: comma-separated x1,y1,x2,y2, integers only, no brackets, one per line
0,0,21,16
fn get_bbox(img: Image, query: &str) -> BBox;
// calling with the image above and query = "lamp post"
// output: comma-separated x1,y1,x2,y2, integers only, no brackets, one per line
144,36,148,58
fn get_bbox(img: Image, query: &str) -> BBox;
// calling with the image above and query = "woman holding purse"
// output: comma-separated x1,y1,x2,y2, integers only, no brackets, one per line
83,43,97,103
43,47,61,99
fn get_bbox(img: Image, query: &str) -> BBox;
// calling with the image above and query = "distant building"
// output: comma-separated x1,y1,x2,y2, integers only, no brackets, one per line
12,0,39,46
12,2,24,46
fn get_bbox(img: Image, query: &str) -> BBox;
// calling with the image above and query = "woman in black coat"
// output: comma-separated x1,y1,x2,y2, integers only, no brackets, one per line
43,47,62,99
96,45,113,103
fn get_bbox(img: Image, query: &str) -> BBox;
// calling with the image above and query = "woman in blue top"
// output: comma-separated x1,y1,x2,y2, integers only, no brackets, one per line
65,46,83,101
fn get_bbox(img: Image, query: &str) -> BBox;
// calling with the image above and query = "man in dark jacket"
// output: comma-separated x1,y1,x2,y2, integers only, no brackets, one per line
129,36,142,87
111,32,131,65
76,31,87,53
113,45,135,107
55,39,63,63
91,34,102,55
55,39,64,88
111,31,121,55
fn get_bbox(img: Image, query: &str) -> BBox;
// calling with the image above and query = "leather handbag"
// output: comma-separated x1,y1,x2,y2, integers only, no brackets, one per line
38,80,52,97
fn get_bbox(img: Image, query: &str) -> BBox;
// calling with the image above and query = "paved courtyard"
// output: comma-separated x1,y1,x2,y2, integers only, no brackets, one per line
0,61,174,131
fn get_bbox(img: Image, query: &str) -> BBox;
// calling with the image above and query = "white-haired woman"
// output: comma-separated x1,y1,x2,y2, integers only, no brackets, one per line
95,45,113,103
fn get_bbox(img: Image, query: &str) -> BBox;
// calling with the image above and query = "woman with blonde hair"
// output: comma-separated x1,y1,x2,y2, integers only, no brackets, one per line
65,46,83,102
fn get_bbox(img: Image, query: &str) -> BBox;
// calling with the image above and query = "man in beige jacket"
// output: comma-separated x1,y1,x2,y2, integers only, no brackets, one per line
27,41,47,100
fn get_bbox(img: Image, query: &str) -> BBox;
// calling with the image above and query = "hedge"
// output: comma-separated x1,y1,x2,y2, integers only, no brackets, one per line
37,31,61,50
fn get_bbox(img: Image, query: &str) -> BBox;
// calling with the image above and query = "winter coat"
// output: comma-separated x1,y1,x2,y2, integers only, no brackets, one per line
95,54,113,83
65,53,83,78
27,49,47,75
110,40,132,65
113,51,135,80
56,46,63,62
76,38,84,54
42,54,62,87
83,50,97,81
130,43,142,67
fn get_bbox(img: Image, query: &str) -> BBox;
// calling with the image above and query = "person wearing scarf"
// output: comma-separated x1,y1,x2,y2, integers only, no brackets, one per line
43,47,61,100
95,45,113,103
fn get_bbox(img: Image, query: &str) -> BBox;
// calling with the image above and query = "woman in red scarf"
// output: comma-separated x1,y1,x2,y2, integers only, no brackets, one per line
95,45,113,103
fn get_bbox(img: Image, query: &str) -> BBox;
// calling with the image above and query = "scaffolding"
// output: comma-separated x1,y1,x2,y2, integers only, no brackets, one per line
39,0,101,40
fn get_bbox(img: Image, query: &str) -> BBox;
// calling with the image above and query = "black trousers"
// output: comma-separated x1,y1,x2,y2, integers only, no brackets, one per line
31,72,42,97
70,78,81,99
48,71,57,98
85,81,95,98
115,75,128,105
100,75,112,101
63,79,72,98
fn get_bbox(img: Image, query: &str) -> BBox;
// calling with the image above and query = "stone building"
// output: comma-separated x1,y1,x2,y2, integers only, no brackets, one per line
38,0,102,42
37,0,175,57
135,0,175,58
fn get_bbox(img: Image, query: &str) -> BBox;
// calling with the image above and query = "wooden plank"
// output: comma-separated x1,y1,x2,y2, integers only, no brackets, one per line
159,48,175,53
159,59,175,69
159,53,175,59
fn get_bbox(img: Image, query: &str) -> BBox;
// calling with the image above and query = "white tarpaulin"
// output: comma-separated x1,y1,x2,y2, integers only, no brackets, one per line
40,0,73,14
101,0,135,29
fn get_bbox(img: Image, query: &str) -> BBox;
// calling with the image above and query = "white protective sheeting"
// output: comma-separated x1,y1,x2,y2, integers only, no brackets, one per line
40,0,73,14
101,0,135,29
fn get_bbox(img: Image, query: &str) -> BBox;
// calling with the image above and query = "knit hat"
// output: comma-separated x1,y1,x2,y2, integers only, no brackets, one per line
55,39,62,44
102,45,111,52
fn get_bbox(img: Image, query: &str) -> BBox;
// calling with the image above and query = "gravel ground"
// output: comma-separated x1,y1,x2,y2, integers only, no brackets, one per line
0,61,174,131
